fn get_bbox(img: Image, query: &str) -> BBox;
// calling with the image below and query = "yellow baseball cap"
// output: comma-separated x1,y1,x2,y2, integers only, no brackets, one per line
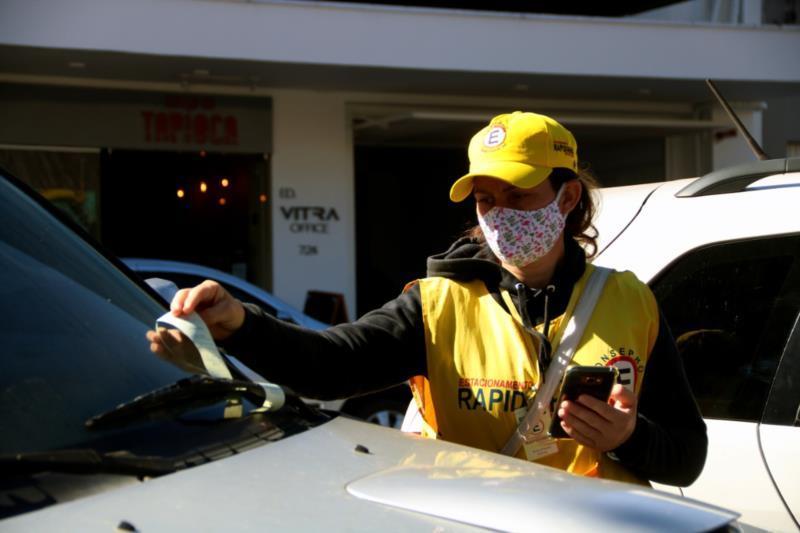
450,111,578,202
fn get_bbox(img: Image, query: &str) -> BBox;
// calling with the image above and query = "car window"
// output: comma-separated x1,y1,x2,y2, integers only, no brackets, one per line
651,235,800,422
0,178,193,453
762,310,800,426
0,175,322,461
136,270,279,317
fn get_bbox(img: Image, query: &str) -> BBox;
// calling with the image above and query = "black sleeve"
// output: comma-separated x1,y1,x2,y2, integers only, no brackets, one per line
610,312,708,486
220,285,427,400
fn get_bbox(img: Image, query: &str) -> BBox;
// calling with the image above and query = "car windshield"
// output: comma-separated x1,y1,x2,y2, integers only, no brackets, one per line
0,173,326,461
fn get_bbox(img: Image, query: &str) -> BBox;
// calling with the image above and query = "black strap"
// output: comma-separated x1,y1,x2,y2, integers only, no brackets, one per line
514,283,553,380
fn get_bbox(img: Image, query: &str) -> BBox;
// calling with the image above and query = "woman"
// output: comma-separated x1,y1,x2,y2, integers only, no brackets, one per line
149,111,707,486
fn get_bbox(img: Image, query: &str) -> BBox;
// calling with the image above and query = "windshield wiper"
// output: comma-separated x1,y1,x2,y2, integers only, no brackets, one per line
0,449,176,477
85,375,282,430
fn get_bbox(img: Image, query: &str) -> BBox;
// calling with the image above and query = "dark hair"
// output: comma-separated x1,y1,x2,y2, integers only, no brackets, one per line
551,166,600,258
465,165,601,258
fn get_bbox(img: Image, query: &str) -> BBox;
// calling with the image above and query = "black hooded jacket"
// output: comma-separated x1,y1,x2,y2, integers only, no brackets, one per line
223,237,707,486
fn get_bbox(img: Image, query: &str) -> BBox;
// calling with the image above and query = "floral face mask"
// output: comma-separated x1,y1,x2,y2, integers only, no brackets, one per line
478,186,566,268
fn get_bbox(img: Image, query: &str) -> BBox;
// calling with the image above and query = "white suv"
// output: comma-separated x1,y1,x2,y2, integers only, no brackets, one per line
593,157,800,532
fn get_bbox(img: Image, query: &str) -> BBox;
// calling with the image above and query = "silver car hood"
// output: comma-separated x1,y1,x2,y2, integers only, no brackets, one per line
2,416,738,532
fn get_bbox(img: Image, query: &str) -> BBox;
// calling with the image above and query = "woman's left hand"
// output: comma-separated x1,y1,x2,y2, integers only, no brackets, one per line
557,384,637,452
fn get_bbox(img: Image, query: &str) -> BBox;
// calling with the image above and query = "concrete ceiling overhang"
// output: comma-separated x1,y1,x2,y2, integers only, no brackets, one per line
3,44,799,103
2,42,794,148
351,110,740,147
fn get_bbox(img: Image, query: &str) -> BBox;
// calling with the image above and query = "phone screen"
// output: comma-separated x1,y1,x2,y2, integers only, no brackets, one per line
548,366,617,439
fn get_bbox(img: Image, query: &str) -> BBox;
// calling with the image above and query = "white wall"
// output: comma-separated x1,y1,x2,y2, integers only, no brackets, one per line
270,90,356,314
764,95,800,158
633,0,712,22
1,0,799,82
711,104,764,169
632,0,763,25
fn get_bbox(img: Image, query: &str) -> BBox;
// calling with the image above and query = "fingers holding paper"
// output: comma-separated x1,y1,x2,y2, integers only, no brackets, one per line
169,280,245,340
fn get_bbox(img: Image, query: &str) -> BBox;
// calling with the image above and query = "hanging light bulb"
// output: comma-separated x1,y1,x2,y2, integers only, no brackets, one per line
176,188,185,199
200,181,208,193
221,178,230,188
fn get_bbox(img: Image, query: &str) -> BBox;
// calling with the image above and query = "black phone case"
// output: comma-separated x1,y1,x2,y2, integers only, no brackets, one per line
548,366,618,439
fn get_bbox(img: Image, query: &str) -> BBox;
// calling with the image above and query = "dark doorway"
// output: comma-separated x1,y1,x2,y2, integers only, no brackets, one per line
354,146,474,316
101,149,270,286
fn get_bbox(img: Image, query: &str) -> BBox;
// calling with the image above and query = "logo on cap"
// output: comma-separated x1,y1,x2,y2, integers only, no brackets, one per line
553,141,575,157
483,126,506,149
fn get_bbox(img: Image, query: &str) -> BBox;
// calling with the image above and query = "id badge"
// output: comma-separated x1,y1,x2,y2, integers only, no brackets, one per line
523,436,559,460
513,406,550,439
513,407,559,460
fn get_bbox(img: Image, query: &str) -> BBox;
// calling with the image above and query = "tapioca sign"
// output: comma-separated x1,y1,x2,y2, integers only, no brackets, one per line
0,85,269,153
141,95,239,146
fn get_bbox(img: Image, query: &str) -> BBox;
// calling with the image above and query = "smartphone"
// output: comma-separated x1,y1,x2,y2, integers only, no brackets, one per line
548,366,618,439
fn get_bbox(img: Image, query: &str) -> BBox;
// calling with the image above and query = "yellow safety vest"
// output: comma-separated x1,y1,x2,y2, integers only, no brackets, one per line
409,264,659,484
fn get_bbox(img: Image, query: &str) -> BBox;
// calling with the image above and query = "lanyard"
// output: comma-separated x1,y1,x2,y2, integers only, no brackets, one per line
500,265,611,457
500,288,557,388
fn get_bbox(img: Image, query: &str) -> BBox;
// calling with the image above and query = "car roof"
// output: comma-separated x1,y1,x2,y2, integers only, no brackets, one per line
593,160,800,283
122,258,329,331
593,180,667,257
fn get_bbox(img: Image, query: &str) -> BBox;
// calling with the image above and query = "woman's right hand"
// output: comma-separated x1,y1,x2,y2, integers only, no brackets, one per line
169,280,246,341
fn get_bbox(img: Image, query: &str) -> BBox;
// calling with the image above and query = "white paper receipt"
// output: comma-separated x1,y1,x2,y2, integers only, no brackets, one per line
156,311,232,379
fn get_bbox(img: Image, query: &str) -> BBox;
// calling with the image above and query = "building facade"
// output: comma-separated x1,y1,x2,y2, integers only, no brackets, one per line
1,0,798,316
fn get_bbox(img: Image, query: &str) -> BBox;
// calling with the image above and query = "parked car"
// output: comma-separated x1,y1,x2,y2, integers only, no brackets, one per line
122,258,411,429
0,167,745,531
122,258,329,330
593,157,800,532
